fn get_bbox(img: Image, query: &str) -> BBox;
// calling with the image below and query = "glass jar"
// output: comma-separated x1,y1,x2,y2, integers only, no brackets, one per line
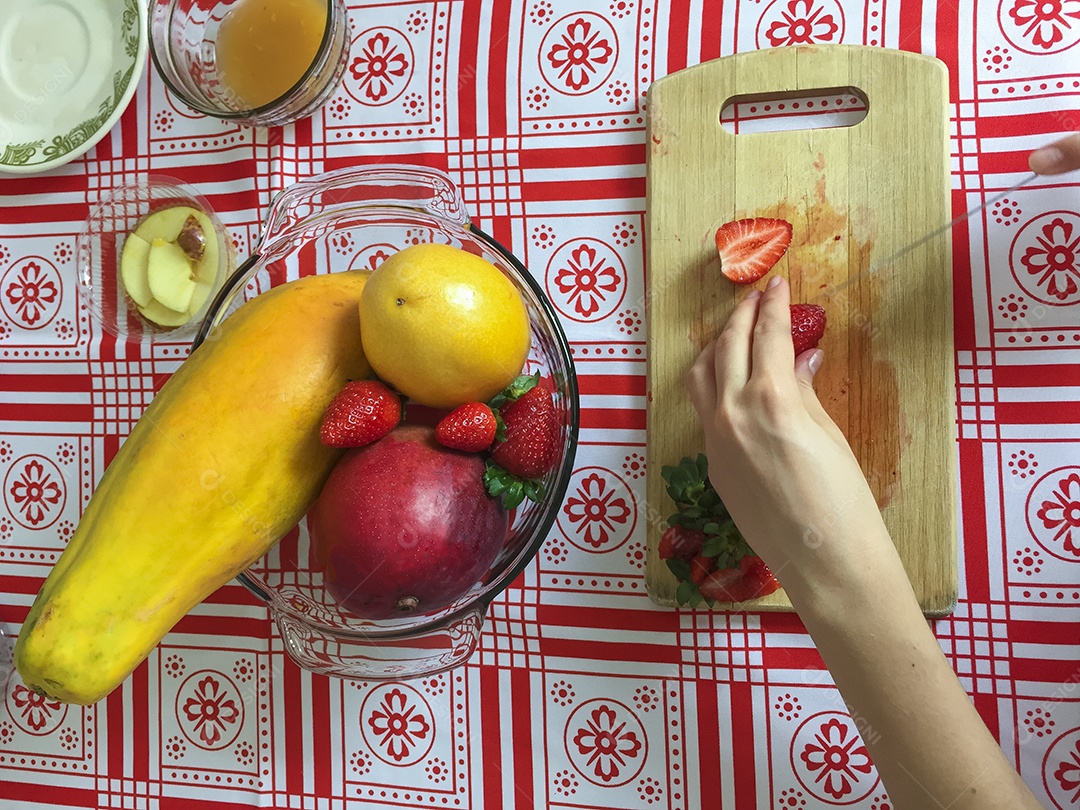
148,0,350,126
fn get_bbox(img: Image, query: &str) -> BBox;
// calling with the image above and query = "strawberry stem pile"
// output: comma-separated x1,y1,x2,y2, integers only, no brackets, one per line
320,372,558,511
659,455,780,606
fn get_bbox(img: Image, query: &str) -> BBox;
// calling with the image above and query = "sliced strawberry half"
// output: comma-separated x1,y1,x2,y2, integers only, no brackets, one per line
715,217,793,284
689,554,715,586
658,526,706,561
698,555,781,603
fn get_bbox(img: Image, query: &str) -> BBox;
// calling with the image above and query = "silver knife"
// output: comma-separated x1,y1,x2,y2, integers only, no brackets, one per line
822,172,1039,297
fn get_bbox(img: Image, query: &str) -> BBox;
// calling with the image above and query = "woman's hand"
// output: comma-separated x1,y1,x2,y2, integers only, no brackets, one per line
1029,132,1080,175
685,275,1046,810
683,275,894,599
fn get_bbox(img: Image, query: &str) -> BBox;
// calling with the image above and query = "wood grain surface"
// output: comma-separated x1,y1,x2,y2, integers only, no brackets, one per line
644,45,958,615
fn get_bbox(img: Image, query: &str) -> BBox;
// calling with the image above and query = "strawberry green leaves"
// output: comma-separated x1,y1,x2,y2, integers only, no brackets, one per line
483,461,546,511
659,454,779,607
661,455,753,567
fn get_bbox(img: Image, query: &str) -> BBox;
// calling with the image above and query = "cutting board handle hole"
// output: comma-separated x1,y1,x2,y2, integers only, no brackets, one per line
720,86,868,134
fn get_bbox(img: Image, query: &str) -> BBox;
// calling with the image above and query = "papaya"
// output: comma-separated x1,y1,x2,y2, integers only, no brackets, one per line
15,270,372,704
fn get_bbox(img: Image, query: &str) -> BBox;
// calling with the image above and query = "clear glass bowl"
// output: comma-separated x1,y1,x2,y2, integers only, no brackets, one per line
148,0,350,126
193,165,579,679
76,177,234,344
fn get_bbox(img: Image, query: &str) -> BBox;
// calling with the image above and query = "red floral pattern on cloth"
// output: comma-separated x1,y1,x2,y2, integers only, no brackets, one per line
1029,468,1080,560
566,700,646,786
4,456,65,530
546,239,627,322
177,673,243,750
6,682,66,736
792,713,879,802
1053,741,1080,803
1012,214,1080,304
559,468,635,551
347,28,413,105
1,258,61,329
760,0,843,46
352,244,395,272
361,685,434,766
1044,729,1080,809
541,14,618,94
1004,0,1080,52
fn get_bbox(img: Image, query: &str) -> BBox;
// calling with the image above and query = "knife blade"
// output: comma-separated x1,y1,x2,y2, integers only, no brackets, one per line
821,172,1039,298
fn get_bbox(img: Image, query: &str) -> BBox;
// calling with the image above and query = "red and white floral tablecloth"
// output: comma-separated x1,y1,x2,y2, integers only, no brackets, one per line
1,1,1079,808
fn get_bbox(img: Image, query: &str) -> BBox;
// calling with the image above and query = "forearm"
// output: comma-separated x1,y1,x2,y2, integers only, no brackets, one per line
785,538,1043,810
686,276,1045,807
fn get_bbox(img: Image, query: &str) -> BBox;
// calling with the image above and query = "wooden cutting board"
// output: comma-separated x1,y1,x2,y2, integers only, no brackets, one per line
644,45,957,616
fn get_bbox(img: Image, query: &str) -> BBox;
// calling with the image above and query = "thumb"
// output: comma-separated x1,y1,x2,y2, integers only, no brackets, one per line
794,350,851,445
794,349,832,422
794,348,823,392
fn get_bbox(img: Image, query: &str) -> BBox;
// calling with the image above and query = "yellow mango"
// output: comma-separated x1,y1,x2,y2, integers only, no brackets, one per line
15,270,371,704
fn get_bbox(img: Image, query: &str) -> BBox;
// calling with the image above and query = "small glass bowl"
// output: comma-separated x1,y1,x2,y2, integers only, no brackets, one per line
148,0,350,127
193,165,579,680
76,177,234,344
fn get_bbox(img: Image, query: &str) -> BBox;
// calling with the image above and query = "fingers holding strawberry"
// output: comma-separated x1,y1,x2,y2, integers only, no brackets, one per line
789,303,826,357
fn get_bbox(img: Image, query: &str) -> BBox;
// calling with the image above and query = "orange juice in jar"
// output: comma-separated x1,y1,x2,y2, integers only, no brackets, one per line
150,0,349,125
215,0,329,109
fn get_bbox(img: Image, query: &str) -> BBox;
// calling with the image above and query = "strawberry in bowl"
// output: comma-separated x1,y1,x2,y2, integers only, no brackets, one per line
483,373,561,510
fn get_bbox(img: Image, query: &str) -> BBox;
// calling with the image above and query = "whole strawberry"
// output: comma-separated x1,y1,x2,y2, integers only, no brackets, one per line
790,303,826,357
661,454,778,607
319,380,402,448
490,374,558,479
436,403,501,452
482,374,561,510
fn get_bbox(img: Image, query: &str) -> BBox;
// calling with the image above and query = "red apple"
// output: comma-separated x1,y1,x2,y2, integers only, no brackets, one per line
309,424,508,619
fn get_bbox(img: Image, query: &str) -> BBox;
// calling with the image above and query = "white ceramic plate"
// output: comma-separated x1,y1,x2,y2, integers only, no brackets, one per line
0,0,147,175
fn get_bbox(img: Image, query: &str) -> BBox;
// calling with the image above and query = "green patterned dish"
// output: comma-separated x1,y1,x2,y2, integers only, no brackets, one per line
0,0,147,175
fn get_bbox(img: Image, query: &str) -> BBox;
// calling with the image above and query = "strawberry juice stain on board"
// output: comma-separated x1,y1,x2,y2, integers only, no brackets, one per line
790,169,910,510
690,155,909,509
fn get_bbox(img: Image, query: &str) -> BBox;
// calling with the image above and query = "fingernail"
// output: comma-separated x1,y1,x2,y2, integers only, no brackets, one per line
767,275,782,289
1030,146,1065,174
808,349,823,376
747,289,762,300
